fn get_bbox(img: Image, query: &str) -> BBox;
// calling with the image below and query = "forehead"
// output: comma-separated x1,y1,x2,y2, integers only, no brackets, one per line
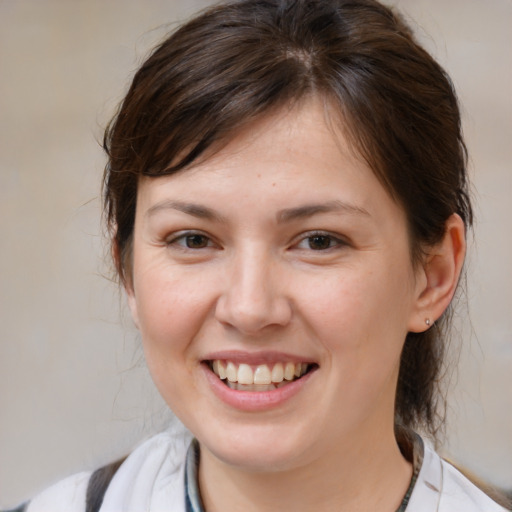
135,100,405,233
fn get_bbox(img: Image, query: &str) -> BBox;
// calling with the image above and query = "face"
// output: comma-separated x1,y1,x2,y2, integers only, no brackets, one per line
127,100,425,473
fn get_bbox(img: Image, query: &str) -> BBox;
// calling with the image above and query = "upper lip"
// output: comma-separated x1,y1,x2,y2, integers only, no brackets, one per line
202,350,317,365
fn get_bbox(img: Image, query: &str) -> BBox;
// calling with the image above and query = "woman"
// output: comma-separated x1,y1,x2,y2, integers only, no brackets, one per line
11,0,509,510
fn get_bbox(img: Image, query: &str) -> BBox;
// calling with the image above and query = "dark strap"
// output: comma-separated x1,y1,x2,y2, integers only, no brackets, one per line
2,503,29,512
85,457,127,512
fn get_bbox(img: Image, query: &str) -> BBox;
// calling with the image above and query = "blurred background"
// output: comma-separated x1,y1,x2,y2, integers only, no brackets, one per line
0,0,511,506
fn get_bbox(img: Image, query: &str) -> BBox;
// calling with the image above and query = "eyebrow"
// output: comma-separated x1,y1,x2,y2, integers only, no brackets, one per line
276,200,370,223
145,200,228,223
145,199,370,223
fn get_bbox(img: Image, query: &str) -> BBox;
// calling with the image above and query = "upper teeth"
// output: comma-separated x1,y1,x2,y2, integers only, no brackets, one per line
211,361,308,385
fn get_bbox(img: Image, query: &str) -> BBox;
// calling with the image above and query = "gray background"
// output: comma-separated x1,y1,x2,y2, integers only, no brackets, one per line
1,0,511,506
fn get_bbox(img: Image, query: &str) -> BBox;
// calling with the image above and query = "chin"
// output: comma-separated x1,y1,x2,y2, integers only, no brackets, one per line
195,419,317,473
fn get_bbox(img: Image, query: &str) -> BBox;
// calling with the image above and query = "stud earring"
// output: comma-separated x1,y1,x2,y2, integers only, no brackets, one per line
425,318,431,326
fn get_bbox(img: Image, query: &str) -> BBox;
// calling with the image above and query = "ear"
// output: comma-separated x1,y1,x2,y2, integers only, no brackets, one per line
408,213,466,333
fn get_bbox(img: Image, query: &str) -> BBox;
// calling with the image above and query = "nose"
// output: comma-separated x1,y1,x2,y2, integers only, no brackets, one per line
215,246,292,335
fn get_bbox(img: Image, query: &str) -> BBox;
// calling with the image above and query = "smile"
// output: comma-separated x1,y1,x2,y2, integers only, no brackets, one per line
209,360,313,391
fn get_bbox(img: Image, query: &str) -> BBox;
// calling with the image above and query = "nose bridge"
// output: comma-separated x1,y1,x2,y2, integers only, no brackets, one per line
216,242,290,333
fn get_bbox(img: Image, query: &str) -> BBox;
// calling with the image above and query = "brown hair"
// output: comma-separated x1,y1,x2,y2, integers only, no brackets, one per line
103,0,472,438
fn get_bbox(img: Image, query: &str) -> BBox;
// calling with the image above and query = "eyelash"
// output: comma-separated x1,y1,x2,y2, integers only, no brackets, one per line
293,231,347,251
166,231,216,250
166,230,347,253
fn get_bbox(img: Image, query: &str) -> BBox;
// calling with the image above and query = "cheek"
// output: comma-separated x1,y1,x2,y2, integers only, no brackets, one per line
300,269,393,333
301,266,412,367
132,270,214,413
133,267,214,359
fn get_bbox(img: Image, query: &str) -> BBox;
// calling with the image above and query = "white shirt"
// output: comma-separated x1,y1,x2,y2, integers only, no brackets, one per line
25,430,509,512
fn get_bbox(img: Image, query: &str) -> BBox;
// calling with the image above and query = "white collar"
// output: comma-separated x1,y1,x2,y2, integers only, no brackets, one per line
100,429,191,512
97,430,507,512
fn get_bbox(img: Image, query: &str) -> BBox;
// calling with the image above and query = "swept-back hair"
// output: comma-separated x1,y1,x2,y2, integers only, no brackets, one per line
104,0,472,438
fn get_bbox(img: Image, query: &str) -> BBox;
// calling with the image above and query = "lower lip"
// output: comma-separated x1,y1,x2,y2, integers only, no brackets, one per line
201,363,316,412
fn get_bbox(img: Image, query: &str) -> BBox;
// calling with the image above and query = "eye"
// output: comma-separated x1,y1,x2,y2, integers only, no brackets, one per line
306,234,335,250
295,232,346,251
167,231,214,249
183,234,210,249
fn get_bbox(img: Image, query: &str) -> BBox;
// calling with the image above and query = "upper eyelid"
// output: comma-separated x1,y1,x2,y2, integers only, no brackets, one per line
163,229,348,248
166,230,216,246
292,230,347,244
166,229,209,239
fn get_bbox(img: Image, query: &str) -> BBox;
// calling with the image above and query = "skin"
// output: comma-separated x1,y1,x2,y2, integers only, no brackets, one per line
126,99,465,511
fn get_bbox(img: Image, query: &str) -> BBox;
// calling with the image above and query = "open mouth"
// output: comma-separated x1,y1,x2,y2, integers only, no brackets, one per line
207,360,317,391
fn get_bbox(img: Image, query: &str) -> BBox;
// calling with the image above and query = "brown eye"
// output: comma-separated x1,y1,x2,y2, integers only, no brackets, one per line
307,235,334,250
295,232,346,252
185,234,210,248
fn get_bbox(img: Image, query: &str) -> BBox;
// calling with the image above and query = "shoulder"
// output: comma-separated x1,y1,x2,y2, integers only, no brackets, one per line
20,429,192,512
98,429,190,511
25,472,91,512
439,457,510,511
407,440,509,512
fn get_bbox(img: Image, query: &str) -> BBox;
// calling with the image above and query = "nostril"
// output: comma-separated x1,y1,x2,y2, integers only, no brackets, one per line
214,292,292,335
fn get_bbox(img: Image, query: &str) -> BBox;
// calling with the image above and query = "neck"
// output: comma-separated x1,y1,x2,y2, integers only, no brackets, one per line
198,424,412,512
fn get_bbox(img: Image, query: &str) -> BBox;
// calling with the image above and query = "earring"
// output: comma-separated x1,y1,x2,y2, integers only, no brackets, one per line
425,318,431,326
